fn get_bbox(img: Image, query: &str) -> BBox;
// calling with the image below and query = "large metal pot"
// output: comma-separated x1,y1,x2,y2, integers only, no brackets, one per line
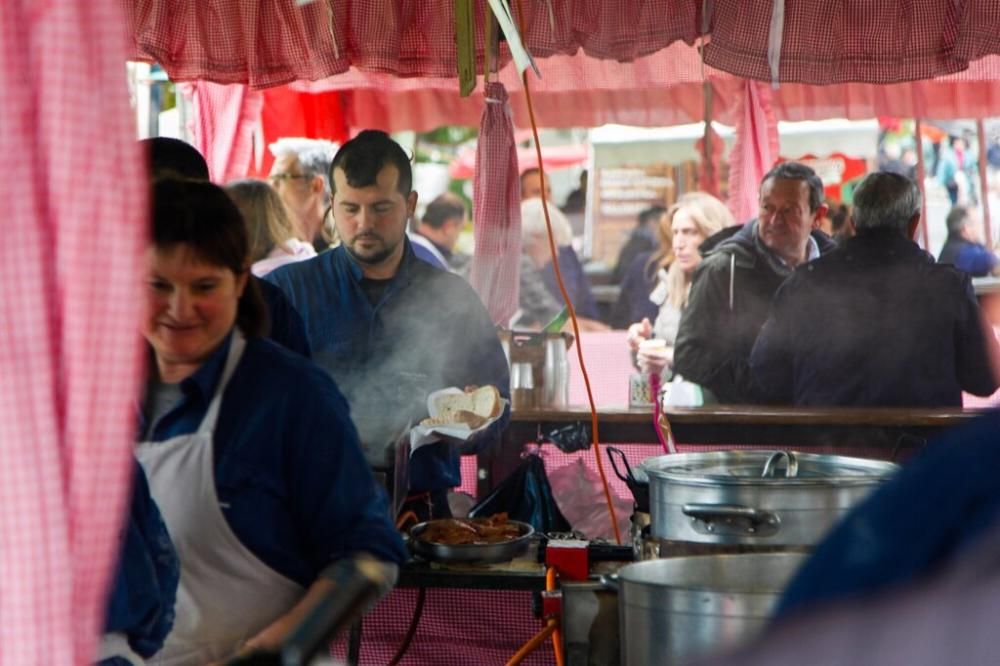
609,552,807,665
641,451,898,546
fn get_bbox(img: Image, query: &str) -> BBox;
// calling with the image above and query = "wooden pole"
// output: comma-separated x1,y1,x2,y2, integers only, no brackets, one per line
914,119,931,251
977,119,993,245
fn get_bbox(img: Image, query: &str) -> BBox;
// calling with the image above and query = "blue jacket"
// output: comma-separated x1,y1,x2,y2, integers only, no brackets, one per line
938,236,998,278
266,241,511,491
102,462,179,662
140,334,407,586
751,230,998,407
776,409,1000,619
257,276,311,357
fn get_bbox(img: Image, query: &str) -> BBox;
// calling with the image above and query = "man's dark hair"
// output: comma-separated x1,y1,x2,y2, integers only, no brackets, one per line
152,178,266,336
422,193,466,229
329,130,412,195
142,137,210,181
638,205,667,227
761,161,825,212
946,206,970,236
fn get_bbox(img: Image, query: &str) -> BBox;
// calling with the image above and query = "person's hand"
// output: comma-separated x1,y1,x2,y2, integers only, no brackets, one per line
626,318,653,352
637,345,674,376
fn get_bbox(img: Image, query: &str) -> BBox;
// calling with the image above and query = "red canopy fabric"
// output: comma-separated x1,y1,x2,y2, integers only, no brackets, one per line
183,81,263,183
124,0,699,89
449,143,588,179
124,0,1000,87
294,45,1000,133
727,80,780,224
1,0,146,663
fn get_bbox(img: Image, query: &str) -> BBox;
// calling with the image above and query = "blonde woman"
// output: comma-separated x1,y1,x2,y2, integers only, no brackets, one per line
627,192,735,375
226,179,317,277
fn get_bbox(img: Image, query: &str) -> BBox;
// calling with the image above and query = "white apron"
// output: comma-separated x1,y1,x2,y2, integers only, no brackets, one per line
136,332,304,666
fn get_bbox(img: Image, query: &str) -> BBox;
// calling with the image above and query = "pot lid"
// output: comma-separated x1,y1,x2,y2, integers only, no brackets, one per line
640,450,898,486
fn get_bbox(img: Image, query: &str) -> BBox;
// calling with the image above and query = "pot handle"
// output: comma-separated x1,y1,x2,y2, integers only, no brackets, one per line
599,573,620,592
606,446,636,484
761,451,799,478
681,503,780,536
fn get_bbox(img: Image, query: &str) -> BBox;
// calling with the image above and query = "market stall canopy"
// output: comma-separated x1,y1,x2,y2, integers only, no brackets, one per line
304,47,1000,132
588,119,878,167
448,142,589,179
125,0,1000,88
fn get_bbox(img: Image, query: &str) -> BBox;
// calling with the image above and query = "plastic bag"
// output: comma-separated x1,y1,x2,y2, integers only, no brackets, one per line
469,454,571,533
547,458,633,542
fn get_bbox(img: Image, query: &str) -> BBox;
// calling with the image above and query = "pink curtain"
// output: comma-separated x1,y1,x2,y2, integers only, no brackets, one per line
185,81,264,183
0,1,147,663
470,82,522,325
727,80,779,225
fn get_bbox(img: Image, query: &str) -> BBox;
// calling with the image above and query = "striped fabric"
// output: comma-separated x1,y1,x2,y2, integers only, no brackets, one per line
726,80,779,225
469,82,522,325
0,1,147,664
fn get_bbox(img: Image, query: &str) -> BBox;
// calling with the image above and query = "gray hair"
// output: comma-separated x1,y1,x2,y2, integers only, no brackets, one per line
851,171,921,234
521,197,573,246
269,138,339,197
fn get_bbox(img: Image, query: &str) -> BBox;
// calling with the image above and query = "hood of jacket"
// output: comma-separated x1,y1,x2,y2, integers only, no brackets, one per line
699,220,837,270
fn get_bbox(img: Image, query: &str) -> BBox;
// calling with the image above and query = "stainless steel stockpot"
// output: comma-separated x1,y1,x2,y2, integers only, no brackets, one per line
640,450,898,546
606,552,808,665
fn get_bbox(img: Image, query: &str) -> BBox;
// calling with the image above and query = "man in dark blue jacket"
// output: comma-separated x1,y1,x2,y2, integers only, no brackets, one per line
750,171,998,407
673,162,835,403
938,205,998,277
267,131,510,520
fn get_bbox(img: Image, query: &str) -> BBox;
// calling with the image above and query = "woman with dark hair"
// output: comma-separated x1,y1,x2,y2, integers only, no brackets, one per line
135,178,405,665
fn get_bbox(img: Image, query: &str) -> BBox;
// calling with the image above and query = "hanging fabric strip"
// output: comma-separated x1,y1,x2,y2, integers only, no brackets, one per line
485,0,540,78
767,0,785,88
455,0,476,96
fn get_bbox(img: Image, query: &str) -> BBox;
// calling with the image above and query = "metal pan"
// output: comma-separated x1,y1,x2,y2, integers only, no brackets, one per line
409,520,535,564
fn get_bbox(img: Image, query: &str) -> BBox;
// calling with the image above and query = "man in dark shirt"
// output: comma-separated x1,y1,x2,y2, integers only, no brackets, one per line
267,131,510,519
750,171,999,407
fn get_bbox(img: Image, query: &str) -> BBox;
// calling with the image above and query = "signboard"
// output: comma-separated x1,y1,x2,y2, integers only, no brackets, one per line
589,164,676,265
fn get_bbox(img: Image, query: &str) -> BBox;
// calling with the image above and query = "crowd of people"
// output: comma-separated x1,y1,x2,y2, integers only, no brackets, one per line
101,130,1000,664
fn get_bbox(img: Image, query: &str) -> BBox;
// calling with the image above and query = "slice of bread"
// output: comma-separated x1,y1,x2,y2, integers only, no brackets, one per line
427,385,502,428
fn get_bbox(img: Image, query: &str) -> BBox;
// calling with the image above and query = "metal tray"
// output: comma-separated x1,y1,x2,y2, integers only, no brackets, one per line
409,519,535,564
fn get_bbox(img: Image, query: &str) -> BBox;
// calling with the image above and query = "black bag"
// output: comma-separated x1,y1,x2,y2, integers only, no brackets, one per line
469,454,571,533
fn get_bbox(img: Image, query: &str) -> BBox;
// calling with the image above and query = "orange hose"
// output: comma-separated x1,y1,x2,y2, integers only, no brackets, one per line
513,0,621,545
504,621,557,666
545,568,566,666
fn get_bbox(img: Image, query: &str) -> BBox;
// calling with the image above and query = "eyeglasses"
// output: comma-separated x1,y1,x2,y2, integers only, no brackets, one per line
269,172,310,184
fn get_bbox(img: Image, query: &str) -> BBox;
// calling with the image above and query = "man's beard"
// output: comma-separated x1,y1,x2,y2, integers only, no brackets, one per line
345,234,399,265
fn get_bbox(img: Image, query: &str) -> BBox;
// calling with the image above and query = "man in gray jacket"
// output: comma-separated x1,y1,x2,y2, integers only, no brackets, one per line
672,162,835,403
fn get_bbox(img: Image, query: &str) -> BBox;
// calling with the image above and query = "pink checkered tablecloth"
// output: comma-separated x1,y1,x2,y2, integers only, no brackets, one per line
0,1,147,663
